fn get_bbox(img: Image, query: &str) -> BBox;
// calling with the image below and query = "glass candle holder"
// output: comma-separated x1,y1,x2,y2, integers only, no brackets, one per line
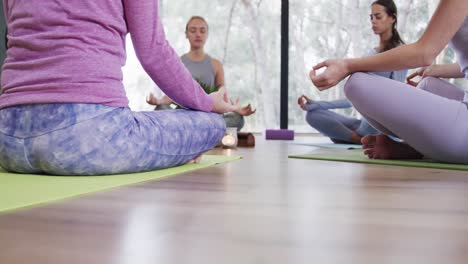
221,127,238,149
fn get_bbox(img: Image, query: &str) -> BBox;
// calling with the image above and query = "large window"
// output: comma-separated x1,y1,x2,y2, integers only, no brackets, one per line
123,0,281,132
122,0,466,133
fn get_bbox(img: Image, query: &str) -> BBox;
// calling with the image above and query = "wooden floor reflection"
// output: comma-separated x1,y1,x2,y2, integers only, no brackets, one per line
1,135,468,264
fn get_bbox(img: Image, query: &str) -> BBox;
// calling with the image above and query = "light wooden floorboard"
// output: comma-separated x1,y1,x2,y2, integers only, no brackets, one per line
1,135,468,264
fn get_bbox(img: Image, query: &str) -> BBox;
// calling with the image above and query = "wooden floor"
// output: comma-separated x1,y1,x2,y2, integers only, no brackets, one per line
2,135,468,264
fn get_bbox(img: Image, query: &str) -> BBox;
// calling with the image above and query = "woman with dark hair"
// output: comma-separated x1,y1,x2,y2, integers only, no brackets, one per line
311,0,468,163
298,0,407,144
372,0,404,52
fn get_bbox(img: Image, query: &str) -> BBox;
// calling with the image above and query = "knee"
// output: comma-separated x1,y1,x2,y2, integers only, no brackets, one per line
205,112,226,142
416,76,438,92
223,112,244,131
343,72,369,101
193,111,226,136
305,110,327,127
154,104,172,111
211,112,227,130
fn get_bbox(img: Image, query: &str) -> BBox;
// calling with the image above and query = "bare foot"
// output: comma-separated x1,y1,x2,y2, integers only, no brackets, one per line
188,155,202,164
361,135,423,159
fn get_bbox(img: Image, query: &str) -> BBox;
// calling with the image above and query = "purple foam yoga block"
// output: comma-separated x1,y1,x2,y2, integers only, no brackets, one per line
265,129,294,140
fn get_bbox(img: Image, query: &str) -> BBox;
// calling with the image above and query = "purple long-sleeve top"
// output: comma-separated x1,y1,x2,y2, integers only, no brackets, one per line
0,0,214,112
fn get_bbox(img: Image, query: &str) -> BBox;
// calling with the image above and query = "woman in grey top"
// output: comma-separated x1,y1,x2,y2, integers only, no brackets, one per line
148,16,255,131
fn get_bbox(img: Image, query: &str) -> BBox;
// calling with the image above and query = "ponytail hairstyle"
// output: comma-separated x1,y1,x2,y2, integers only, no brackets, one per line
372,0,405,51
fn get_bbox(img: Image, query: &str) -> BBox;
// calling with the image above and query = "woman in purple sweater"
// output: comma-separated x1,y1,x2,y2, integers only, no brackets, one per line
310,0,468,163
0,0,238,175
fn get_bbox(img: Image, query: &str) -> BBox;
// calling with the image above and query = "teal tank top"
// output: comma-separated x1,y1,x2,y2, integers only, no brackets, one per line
181,54,216,92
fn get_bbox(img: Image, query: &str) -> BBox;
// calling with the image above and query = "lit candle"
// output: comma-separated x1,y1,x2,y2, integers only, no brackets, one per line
222,135,236,147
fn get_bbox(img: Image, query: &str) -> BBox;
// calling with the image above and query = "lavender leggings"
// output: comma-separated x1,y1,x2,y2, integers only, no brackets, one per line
345,73,468,164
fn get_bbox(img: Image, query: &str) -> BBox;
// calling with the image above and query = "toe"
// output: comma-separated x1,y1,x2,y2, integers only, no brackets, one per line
361,135,377,145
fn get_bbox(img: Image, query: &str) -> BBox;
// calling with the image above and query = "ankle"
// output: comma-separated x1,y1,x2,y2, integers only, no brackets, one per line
351,132,362,144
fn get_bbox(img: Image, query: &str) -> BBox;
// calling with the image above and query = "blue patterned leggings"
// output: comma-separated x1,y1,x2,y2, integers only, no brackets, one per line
0,104,225,175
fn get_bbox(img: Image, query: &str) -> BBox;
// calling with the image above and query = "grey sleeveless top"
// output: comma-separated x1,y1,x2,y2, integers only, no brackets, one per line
449,17,468,79
181,54,216,88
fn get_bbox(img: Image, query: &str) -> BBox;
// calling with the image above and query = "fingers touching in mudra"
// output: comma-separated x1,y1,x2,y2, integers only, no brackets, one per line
309,59,350,91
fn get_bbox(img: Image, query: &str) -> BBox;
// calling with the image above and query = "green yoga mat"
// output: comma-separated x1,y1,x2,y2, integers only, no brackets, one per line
0,155,241,213
289,149,468,171
292,142,363,149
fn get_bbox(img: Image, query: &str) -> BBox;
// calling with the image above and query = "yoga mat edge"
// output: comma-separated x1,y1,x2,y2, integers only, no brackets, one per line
0,155,241,214
289,150,468,171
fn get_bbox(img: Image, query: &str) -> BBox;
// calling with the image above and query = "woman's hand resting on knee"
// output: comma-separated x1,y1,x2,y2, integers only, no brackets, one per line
146,94,173,106
209,86,240,114
235,103,256,116
406,66,431,86
297,95,313,110
406,64,465,86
